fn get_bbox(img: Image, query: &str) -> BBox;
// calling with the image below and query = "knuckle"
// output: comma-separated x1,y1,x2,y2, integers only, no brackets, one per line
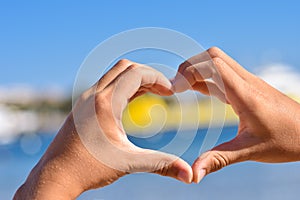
178,61,189,72
95,91,111,110
211,57,226,74
127,63,139,71
117,59,131,66
212,57,224,65
207,46,223,57
128,66,142,76
155,161,170,177
185,66,198,79
186,65,196,74
161,166,169,177
210,151,229,172
130,64,154,75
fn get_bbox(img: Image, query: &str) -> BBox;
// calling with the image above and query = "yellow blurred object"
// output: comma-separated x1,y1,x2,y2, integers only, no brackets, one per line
122,94,168,135
197,99,238,127
122,95,240,135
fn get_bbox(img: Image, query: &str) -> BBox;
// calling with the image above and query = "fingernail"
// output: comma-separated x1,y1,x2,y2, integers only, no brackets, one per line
196,169,206,184
177,170,191,184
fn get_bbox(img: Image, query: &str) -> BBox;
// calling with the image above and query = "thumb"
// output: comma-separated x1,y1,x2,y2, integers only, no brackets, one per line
192,135,255,183
131,149,193,184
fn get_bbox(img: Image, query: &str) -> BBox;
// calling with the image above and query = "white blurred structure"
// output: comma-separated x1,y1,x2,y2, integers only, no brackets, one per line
0,64,300,144
0,84,67,104
0,104,38,144
0,85,68,144
257,64,300,97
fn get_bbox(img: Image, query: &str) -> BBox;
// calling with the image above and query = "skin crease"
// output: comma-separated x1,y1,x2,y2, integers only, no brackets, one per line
14,47,300,199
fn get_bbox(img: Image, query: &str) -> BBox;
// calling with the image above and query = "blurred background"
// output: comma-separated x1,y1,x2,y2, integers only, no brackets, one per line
1,0,300,199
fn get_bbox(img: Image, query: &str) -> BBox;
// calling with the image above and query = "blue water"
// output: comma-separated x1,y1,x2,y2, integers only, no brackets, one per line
1,127,300,200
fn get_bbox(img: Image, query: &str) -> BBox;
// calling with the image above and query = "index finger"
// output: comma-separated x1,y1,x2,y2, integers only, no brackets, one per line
104,65,173,120
112,65,172,97
96,59,134,91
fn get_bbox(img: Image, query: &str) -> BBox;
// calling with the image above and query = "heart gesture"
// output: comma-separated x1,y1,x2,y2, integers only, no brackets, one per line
14,47,300,200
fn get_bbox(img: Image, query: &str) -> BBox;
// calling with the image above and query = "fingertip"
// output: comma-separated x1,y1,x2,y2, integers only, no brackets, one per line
148,152,193,184
177,170,191,184
177,166,193,184
191,156,207,183
171,76,190,93
166,157,193,184
193,168,206,184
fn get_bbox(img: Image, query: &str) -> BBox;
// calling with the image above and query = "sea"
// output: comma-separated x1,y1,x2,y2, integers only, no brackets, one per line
1,126,300,200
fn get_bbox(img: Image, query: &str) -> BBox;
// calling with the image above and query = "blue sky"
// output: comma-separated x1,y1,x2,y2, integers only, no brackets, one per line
1,0,299,88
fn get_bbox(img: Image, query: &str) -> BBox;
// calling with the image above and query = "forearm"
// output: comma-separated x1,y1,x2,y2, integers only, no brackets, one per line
13,117,85,200
13,161,82,200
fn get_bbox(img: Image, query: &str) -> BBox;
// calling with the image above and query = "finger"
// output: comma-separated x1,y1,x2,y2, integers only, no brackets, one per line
207,47,255,82
177,50,211,75
96,59,134,91
122,66,173,98
129,82,172,102
97,65,173,129
174,55,250,112
152,154,193,184
129,89,147,102
180,47,254,82
210,57,253,110
175,57,245,99
175,47,257,91
106,65,173,113
97,65,192,183
172,60,215,92
192,81,227,103
130,148,193,184
173,51,211,92
192,134,259,183
208,47,285,93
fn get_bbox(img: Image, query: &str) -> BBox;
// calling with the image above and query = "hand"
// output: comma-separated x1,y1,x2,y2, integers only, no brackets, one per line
14,59,193,200
172,47,300,183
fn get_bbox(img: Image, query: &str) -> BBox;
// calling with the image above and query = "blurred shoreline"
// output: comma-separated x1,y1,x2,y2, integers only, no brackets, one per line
0,85,239,144
0,85,71,144
1,64,300,144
